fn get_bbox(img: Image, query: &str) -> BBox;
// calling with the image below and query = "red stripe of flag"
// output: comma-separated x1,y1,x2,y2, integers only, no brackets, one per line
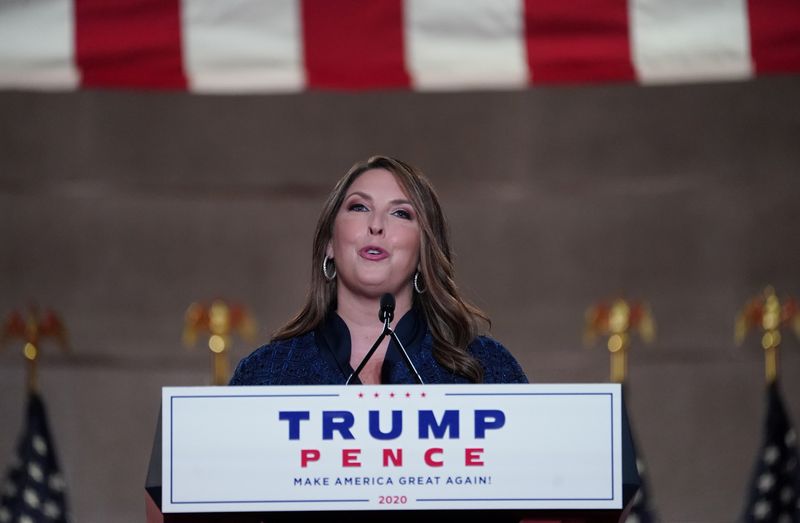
74,0,186,89
747,0,800,74
524,0,635,84
301,0,409,89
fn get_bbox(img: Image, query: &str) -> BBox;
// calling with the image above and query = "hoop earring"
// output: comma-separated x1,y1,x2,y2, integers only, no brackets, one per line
413,271,426,294
322,255,336,281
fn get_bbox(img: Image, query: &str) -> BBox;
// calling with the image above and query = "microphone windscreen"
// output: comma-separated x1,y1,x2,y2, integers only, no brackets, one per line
379,293,395,323
380,293,395,312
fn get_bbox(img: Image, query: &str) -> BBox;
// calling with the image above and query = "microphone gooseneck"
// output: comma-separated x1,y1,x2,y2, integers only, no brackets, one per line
346,293,424,385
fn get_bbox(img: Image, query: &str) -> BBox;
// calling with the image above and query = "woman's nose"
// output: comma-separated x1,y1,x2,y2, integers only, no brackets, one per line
368,215,385,235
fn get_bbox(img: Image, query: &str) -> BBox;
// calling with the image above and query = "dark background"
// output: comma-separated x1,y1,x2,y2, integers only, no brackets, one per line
1,76,799,521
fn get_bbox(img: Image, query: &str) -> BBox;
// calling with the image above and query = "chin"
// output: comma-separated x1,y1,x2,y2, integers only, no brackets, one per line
357,280,407,298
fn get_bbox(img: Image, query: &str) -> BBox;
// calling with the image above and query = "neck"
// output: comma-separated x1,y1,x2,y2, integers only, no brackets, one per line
336,287,413,334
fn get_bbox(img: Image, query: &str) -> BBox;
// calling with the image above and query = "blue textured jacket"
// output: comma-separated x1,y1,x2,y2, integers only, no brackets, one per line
229,310,528,385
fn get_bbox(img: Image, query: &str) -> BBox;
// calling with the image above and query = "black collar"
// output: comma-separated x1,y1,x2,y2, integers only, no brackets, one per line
315,306,426,384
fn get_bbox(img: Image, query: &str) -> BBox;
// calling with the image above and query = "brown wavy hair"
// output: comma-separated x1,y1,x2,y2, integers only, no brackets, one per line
272,155,488,382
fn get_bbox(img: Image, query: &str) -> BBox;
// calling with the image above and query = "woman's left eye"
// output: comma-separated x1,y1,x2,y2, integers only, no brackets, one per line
393,209,412,220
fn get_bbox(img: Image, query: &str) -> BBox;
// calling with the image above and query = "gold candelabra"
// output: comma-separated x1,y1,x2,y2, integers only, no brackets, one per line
1,306,69,391
585,298,656,383
183,299,257,385
735,286,800,383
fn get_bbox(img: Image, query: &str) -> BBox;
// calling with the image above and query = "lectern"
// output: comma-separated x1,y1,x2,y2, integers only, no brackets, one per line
146,384,640,523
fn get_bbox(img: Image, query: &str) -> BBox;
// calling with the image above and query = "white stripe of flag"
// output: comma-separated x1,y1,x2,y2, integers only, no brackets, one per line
181,0,305,93
630,0,754,84
405,0,529,90
0,0,78,90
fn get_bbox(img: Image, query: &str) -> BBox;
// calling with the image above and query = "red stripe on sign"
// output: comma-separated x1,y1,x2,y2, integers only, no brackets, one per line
302,0,409,89
75,0,186,89
747,0,800,74
524,0,635,84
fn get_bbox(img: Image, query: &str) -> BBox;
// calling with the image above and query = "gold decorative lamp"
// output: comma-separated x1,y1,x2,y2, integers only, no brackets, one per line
585,298,656,383
735,286,799,383
1,306,69,391
183,299,257,385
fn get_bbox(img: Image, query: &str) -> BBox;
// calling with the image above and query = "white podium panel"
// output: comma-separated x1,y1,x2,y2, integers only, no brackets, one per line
162,384,622,513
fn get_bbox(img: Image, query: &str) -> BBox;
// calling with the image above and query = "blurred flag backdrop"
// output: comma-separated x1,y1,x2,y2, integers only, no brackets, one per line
0,0,799,93
742,382,800,523
0,393,70,523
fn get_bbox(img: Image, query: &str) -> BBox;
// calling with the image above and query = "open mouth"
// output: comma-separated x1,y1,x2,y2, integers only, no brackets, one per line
360,246,388,259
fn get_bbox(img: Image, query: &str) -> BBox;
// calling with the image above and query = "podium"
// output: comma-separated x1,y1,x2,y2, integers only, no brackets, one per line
146,384,640,523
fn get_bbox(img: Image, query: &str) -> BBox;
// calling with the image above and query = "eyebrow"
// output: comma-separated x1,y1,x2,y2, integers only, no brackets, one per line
345,191,413,206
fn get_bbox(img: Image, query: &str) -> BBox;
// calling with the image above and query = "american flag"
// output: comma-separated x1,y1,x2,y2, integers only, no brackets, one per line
625,454,657,523
0,393,70,523
742,382,800,523
622,389,658,523
0,0,799,93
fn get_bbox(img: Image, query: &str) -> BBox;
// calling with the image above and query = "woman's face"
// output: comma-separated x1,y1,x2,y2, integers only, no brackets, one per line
327,168,421,301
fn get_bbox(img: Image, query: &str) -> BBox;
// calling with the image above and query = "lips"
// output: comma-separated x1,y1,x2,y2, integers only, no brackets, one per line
359,245,389,261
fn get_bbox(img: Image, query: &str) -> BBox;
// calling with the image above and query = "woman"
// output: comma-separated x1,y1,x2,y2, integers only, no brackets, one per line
230,155,527,385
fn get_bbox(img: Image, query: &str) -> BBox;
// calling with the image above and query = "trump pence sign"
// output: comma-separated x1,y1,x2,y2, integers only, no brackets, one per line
161,383,622,513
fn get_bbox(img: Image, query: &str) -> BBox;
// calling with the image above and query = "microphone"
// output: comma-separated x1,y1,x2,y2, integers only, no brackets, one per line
379,293,395,324
346,293,424,385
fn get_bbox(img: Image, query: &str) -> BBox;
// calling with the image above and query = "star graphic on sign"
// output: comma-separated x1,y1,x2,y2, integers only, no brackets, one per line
405,392,411,398
374,392,380,398
421,392,426,398
357,392,364,398
389,392,395,398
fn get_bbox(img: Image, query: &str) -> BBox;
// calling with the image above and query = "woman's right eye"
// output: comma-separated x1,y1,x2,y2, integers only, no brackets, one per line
348,203,368,212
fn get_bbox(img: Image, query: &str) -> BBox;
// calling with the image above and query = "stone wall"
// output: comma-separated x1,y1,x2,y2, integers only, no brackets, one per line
1,77,799,521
